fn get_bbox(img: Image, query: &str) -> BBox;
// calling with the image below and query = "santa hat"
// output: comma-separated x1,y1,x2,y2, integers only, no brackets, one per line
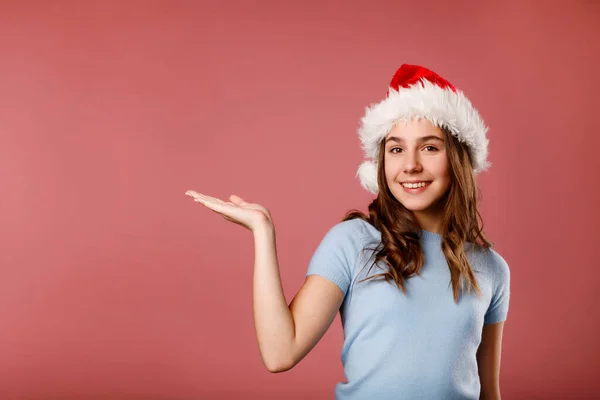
356,64,490,194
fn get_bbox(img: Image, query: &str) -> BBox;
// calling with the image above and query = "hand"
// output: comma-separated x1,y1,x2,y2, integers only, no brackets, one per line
185,190,273,233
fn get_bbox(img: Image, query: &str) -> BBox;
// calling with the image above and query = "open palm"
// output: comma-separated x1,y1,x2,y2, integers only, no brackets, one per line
185,190,273,232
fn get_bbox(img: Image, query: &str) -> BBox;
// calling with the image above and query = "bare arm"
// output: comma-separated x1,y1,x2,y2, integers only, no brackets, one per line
187,191,344,373
477,322,505,400
253,224,343,372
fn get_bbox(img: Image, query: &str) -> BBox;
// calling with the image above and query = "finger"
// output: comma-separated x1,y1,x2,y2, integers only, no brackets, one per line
186,190,223,204
186,191,207,203
195,196,242,217
193,193,223,204
185,190,201,198
195,197,226,213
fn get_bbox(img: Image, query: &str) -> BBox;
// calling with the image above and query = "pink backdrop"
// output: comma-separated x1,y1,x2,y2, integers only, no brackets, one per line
1,1,598,399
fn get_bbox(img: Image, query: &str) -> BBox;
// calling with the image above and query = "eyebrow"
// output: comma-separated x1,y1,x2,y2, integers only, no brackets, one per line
385,135,445,144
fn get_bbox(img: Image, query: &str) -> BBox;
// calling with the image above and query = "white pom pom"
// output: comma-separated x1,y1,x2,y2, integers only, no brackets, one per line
357,161,379,195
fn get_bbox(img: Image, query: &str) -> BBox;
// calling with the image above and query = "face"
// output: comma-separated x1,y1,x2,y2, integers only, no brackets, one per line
383,119,451,220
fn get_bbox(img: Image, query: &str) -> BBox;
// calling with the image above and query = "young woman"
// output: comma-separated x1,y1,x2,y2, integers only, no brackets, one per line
186,64,510,400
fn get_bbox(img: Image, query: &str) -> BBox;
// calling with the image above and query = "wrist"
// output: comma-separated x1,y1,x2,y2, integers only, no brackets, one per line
253,220,275,237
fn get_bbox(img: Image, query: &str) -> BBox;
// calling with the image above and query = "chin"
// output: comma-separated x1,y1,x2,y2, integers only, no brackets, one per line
389,190,445,213
400,201,437,212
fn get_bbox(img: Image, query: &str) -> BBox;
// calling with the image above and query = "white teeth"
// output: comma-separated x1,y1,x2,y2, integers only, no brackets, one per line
402,182,428,189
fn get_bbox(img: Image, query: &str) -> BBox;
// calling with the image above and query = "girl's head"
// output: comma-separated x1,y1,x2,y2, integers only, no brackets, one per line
356,64,489,197
345,64,491,302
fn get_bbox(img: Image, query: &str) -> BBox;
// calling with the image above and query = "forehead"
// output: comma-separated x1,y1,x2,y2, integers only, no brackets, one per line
385,118,444,140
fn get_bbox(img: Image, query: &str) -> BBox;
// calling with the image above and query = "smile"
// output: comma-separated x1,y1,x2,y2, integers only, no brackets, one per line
401,181,431,189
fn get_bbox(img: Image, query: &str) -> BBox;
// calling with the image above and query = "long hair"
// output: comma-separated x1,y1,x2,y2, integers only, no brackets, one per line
344,126,491,302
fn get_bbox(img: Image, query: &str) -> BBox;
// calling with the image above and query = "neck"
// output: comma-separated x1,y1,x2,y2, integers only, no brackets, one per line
413,209,443,234
412,195,447,234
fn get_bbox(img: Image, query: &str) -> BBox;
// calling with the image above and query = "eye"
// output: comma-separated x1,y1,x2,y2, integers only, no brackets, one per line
389,147,403,154
423,145,439,152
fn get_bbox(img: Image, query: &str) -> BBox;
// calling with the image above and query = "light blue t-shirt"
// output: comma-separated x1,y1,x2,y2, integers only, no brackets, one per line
306,218,510,400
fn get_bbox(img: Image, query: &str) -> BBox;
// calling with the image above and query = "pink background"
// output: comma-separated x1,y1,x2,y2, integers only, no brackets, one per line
1,1,598,399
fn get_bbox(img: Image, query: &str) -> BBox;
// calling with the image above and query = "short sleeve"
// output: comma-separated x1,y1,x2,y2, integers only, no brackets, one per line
484,252,511,325
306,220,363,296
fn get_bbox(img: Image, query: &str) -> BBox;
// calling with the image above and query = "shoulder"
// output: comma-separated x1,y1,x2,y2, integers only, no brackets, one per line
470,245,510,284
307,218,380,288
487,248,510,279
325,218,380,245
315,218,380,255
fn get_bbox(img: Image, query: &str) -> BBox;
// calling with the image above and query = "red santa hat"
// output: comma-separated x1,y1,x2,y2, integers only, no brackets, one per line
356,64,490,194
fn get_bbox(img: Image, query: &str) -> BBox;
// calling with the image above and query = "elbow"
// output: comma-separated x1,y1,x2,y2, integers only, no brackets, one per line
479,389,501,400
263,356,296,373
265,363,291,373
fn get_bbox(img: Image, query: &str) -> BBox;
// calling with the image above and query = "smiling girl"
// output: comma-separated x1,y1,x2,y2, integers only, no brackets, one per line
187,65,510,400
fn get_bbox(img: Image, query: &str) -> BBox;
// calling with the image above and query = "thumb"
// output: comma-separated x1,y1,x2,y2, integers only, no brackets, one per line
229,194,248,205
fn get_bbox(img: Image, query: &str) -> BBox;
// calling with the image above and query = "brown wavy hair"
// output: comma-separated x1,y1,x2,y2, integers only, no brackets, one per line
344,126,491,302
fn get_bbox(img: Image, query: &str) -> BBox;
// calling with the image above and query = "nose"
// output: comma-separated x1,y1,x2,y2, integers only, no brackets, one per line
402,151,422,174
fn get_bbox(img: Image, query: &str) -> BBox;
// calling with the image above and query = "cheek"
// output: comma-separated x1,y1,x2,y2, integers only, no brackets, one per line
383,159,399,183
430,157,450,179
433,160,451,190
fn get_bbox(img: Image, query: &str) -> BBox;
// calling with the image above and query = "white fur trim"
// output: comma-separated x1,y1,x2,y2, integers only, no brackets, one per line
357,78,490,194
357,160,379,194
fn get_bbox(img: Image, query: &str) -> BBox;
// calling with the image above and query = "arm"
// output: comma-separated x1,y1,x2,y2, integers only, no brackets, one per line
253,224,344,372
477,322,505,400
185,191,344,374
